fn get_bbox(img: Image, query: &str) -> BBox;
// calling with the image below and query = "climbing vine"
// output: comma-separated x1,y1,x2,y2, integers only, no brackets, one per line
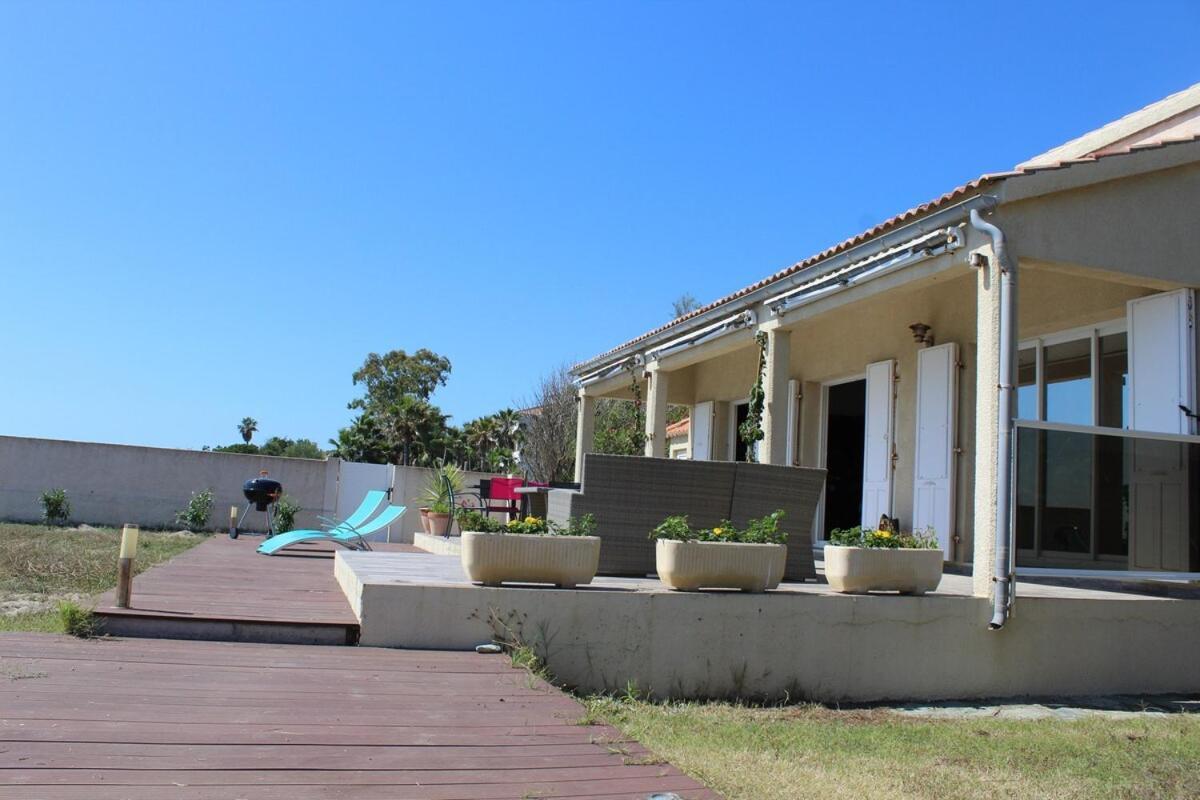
738,332,768,462
625,359,648,445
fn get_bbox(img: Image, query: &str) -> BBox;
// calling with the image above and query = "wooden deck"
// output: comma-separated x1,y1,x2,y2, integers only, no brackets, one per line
92,534,420,645
0,633,718,799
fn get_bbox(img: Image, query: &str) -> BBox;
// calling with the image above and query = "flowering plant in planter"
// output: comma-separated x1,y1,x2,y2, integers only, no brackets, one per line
459,513,601,588
650,510,789,592
650,510,786,545
828,526,939,549
824,526,943,595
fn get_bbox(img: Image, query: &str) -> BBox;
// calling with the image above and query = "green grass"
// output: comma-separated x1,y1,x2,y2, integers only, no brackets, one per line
0,522,207,633
584,697,1200,800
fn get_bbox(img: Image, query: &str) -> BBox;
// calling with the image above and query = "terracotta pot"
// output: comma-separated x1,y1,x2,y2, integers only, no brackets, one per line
418,508,432,535
655,539,786,593
461,532,601,588
427,511,455,537
823,545,943,595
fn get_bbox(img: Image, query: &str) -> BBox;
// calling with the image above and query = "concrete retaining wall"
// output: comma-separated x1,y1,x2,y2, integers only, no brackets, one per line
0,435,503,536
336,554,1200,702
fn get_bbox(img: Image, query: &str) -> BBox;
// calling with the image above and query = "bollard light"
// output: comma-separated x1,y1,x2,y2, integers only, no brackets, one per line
118,524,139,558
116,524,139,608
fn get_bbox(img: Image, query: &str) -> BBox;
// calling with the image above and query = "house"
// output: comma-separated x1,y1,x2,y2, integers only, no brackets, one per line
571,82,1200,624
665,416,690,459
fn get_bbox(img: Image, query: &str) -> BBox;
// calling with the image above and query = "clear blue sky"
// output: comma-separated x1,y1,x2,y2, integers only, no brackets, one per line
2,1,1197,450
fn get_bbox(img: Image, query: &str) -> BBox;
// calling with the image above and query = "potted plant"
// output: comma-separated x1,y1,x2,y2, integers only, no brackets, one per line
459,511,601,589
421,464,464,537
823,526,943,595
650,511,788,593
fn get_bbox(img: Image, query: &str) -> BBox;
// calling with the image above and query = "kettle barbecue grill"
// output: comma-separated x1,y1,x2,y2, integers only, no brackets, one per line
229,472,282,539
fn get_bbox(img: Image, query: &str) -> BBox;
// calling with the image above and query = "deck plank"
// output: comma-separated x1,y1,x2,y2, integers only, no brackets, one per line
0,634,716,799
90,535,422,638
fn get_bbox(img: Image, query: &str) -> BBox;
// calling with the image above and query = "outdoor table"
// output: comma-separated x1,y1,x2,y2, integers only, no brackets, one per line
513,485,551,519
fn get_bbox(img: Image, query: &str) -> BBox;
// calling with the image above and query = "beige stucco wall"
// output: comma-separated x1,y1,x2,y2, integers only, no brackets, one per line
642,264,1167,564
1001,161,1200,286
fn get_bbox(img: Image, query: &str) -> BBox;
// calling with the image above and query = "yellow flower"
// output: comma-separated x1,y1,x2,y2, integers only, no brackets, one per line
876,530,892,539
525,516,539,525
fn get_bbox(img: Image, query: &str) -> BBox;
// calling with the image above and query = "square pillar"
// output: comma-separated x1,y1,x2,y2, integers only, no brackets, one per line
972,246,1001,598
760,327,792,466
644,366,669,458
573,391,596,483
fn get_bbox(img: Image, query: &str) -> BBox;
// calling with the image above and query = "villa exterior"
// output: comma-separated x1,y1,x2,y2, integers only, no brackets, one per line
571,84,1200,614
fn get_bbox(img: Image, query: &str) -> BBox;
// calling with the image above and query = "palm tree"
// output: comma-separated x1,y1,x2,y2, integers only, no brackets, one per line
238,417,258,444
464,417,500,471
494,408,523,452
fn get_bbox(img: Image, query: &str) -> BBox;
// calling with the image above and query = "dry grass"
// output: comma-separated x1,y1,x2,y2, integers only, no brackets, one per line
0,522,206,632
586,698,1200,800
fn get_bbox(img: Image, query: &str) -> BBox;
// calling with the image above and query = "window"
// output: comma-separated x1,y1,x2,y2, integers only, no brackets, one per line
1015,320,1130,566
1015,322,1127,430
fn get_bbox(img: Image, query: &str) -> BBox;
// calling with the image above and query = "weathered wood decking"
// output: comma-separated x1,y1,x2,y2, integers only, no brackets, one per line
92,534,419,644
0,634,718,799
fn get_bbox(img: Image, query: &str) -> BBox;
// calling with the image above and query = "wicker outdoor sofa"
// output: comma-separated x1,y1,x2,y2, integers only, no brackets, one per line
547,454,826,581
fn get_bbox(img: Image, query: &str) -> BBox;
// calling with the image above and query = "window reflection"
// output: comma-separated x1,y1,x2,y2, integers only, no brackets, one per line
1017,347,1037,421
1044,339,1092,425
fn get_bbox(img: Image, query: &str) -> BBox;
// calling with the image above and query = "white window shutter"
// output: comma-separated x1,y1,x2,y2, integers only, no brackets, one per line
861,359,896,528
691,401,714,460
912,343,958,555
785,379,800,466
1129,289,1196,434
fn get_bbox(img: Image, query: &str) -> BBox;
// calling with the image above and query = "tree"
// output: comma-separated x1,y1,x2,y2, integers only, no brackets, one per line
344,349,453,466
672,293,701,318
329,413,391,464
520,366,578,482
350,349,451,407
238,417,258,444
494,408,523,452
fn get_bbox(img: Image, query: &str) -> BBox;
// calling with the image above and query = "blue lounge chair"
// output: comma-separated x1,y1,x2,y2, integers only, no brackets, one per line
256,491,403,555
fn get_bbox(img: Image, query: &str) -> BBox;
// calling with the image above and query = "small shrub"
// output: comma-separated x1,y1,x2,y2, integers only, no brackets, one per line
39,489,70,526
505,516,549,534
550,513,596,537
274,494,301,534
58,600,98,638
456,509,505,533
828,525,939,549
650,510,788,544
175,489,214,532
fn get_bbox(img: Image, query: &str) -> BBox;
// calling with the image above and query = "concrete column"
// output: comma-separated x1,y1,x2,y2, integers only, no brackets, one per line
644,367,669,458
573,391,596,483
760,327,792,465
972,246,1001,598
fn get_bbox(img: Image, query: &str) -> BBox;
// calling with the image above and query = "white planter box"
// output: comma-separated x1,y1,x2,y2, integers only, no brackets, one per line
823,545,943,595
655,539,787,593
460,532,601,589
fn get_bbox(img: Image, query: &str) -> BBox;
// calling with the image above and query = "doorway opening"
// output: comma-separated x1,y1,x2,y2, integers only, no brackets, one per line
823,379,866,539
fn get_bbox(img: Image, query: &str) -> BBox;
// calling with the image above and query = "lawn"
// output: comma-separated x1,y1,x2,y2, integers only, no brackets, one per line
585,697,1200,800
0,522,207,633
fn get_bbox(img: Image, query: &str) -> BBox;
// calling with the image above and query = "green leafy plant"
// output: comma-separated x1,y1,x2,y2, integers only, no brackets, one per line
175,489,214,532
550,513,596,537
738,331,769,461
274,494,301,534
650,510,787,545
38,489,70,525
456,509,505,533
505,516,550,534
828,526,939,549
421,463,464,510
39,489,71,526
58,600,98,638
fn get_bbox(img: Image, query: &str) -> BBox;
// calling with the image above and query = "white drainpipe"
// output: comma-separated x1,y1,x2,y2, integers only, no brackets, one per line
969,208,1016,630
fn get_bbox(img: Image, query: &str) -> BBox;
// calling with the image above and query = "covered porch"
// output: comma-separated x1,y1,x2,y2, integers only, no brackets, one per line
571,138,1200,608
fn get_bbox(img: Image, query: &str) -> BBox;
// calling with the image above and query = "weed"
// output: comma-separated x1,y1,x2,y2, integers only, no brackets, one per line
58,600,98,638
